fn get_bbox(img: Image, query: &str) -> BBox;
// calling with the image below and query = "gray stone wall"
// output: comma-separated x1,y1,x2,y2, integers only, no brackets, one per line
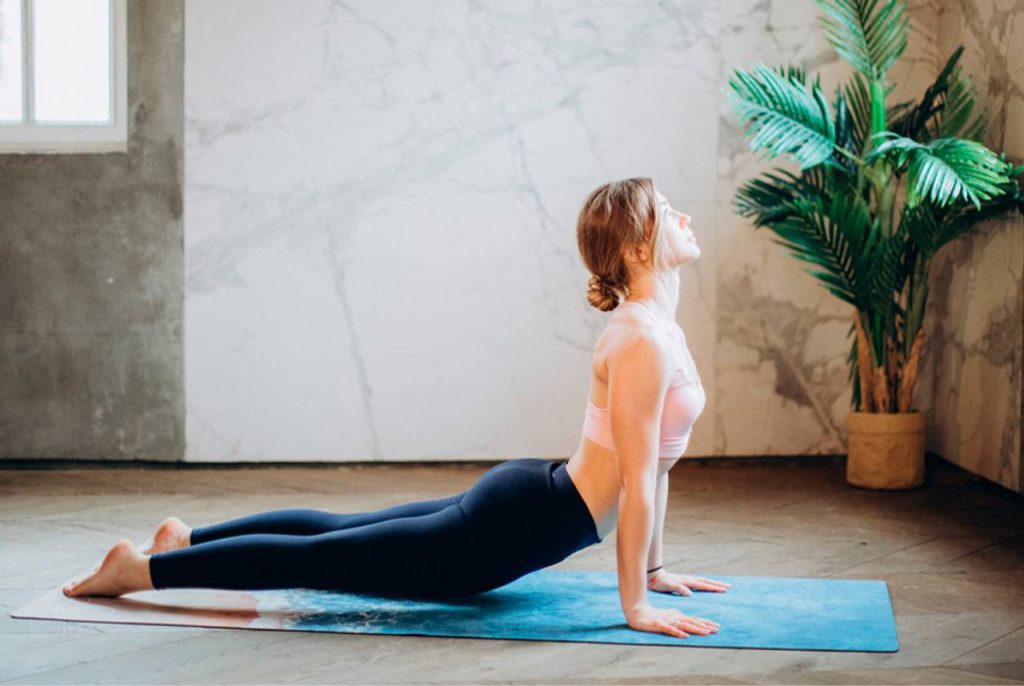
0,0,184,461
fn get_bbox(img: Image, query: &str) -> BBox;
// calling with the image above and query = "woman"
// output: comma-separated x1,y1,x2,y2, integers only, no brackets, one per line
63,177,728,640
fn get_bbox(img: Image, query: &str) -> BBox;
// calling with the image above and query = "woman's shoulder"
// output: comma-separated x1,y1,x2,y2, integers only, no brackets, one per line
602,305,655,341
600,311,676,369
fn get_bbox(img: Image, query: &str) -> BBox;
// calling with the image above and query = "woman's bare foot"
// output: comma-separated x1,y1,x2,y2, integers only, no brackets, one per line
140,517,193,555
63,539,153,598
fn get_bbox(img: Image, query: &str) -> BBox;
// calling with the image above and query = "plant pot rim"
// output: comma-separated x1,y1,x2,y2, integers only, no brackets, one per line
848,409,926,433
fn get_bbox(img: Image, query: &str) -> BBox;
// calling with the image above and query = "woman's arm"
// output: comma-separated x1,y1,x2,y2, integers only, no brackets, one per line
647,455,683,578
644,463,734,598
608,331,671,622
646,472,668,578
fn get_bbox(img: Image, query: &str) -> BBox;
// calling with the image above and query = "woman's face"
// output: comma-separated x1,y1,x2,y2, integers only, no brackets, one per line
655,189,700,267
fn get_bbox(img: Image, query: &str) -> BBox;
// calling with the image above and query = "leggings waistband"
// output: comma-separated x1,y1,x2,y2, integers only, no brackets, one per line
550,461,602,547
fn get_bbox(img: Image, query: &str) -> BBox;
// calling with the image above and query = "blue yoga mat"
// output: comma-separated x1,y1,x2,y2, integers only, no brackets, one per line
15,569,898,651
266,569,899,651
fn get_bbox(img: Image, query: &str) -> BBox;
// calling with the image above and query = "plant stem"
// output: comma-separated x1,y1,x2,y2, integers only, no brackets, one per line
905,251,929,358
833,145,865,167
877,175,896,240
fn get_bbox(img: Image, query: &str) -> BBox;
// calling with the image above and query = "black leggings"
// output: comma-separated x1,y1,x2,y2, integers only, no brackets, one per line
148,458,602,599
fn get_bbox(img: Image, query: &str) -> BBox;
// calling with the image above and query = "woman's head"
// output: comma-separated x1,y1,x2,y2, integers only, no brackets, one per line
576,177,697,311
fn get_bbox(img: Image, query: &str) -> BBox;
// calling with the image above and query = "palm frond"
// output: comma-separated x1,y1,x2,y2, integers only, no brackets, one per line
726,64,838,170
734,168,820,225
888,46,964,141
901,167,1023,255
868,218,907,319
832,87,859,174
939,65,988,141
886,99,917,128
830,186,882,311
767,186,877,307
937,171,1024,245
866,134,1011,209
815,0,909,79
901,202,942,256
841,72,873,153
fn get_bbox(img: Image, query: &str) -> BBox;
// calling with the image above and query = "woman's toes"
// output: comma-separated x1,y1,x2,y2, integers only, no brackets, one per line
64,539,141,598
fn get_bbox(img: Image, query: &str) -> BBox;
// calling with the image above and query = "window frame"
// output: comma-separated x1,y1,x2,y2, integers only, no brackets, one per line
0,0,127,154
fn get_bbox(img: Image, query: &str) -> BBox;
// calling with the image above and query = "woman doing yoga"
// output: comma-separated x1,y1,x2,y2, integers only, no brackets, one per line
63,176,729,640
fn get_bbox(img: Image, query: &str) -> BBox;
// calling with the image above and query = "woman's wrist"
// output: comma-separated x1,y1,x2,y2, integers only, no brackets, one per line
625,601,650,622
646,564,663,576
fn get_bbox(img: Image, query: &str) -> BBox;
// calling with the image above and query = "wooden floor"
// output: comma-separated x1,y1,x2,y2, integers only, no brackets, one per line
1,458,1022,685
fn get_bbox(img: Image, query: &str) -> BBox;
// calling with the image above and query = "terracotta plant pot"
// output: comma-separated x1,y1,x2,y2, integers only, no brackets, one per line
845,411,926,489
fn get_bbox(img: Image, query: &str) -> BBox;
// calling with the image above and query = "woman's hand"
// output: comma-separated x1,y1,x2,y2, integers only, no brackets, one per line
626,603,720,639
647,570,731,596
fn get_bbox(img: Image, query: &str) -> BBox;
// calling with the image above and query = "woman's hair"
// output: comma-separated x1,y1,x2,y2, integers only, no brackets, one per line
576,177,666,312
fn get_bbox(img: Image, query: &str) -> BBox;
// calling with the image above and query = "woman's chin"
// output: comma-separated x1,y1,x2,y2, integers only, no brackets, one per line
664,247,700,269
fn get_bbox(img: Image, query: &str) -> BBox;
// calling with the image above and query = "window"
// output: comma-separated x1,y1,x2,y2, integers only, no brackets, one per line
0,0,126,153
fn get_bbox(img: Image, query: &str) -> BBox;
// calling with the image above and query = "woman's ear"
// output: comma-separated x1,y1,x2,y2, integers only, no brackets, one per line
622,244,649,266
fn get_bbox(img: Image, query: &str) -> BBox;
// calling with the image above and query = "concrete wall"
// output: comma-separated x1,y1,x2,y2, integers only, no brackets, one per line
0,0,184,461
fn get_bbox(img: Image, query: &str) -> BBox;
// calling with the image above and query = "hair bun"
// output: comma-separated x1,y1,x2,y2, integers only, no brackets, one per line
586,274,620,312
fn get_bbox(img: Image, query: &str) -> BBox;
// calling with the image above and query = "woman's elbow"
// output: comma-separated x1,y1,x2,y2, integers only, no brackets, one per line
618,480,656,512
618,465,657,494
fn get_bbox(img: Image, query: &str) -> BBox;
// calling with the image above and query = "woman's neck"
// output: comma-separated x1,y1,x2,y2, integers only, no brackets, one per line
624,269,680,322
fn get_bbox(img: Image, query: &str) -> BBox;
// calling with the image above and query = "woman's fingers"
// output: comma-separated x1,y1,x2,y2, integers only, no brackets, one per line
680,623,710,635
682,620,716,634
662,623,689,638
640,608,721,640
687,576,731,591
683,614,719,632
665,611,717,636
688,581,729,593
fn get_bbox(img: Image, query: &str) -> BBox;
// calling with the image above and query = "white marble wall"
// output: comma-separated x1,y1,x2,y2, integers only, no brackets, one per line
185,0,1022,482
184,0,719,461
917,0,1024,493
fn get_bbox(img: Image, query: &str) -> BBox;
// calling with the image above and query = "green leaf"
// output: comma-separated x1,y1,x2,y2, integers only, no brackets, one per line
760,185,877,308
902,202,941,256
814,0,909,79
734,168,824,225
726,64,837,169
940,65,989,141
866,134,1012,209
842,72,873,153
889,46,962,142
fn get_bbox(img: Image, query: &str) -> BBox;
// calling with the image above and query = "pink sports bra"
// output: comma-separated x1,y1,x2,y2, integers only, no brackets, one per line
582,301,705,459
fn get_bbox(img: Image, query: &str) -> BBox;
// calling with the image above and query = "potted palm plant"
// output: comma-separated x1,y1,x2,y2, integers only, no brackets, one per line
725,0,1024,489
